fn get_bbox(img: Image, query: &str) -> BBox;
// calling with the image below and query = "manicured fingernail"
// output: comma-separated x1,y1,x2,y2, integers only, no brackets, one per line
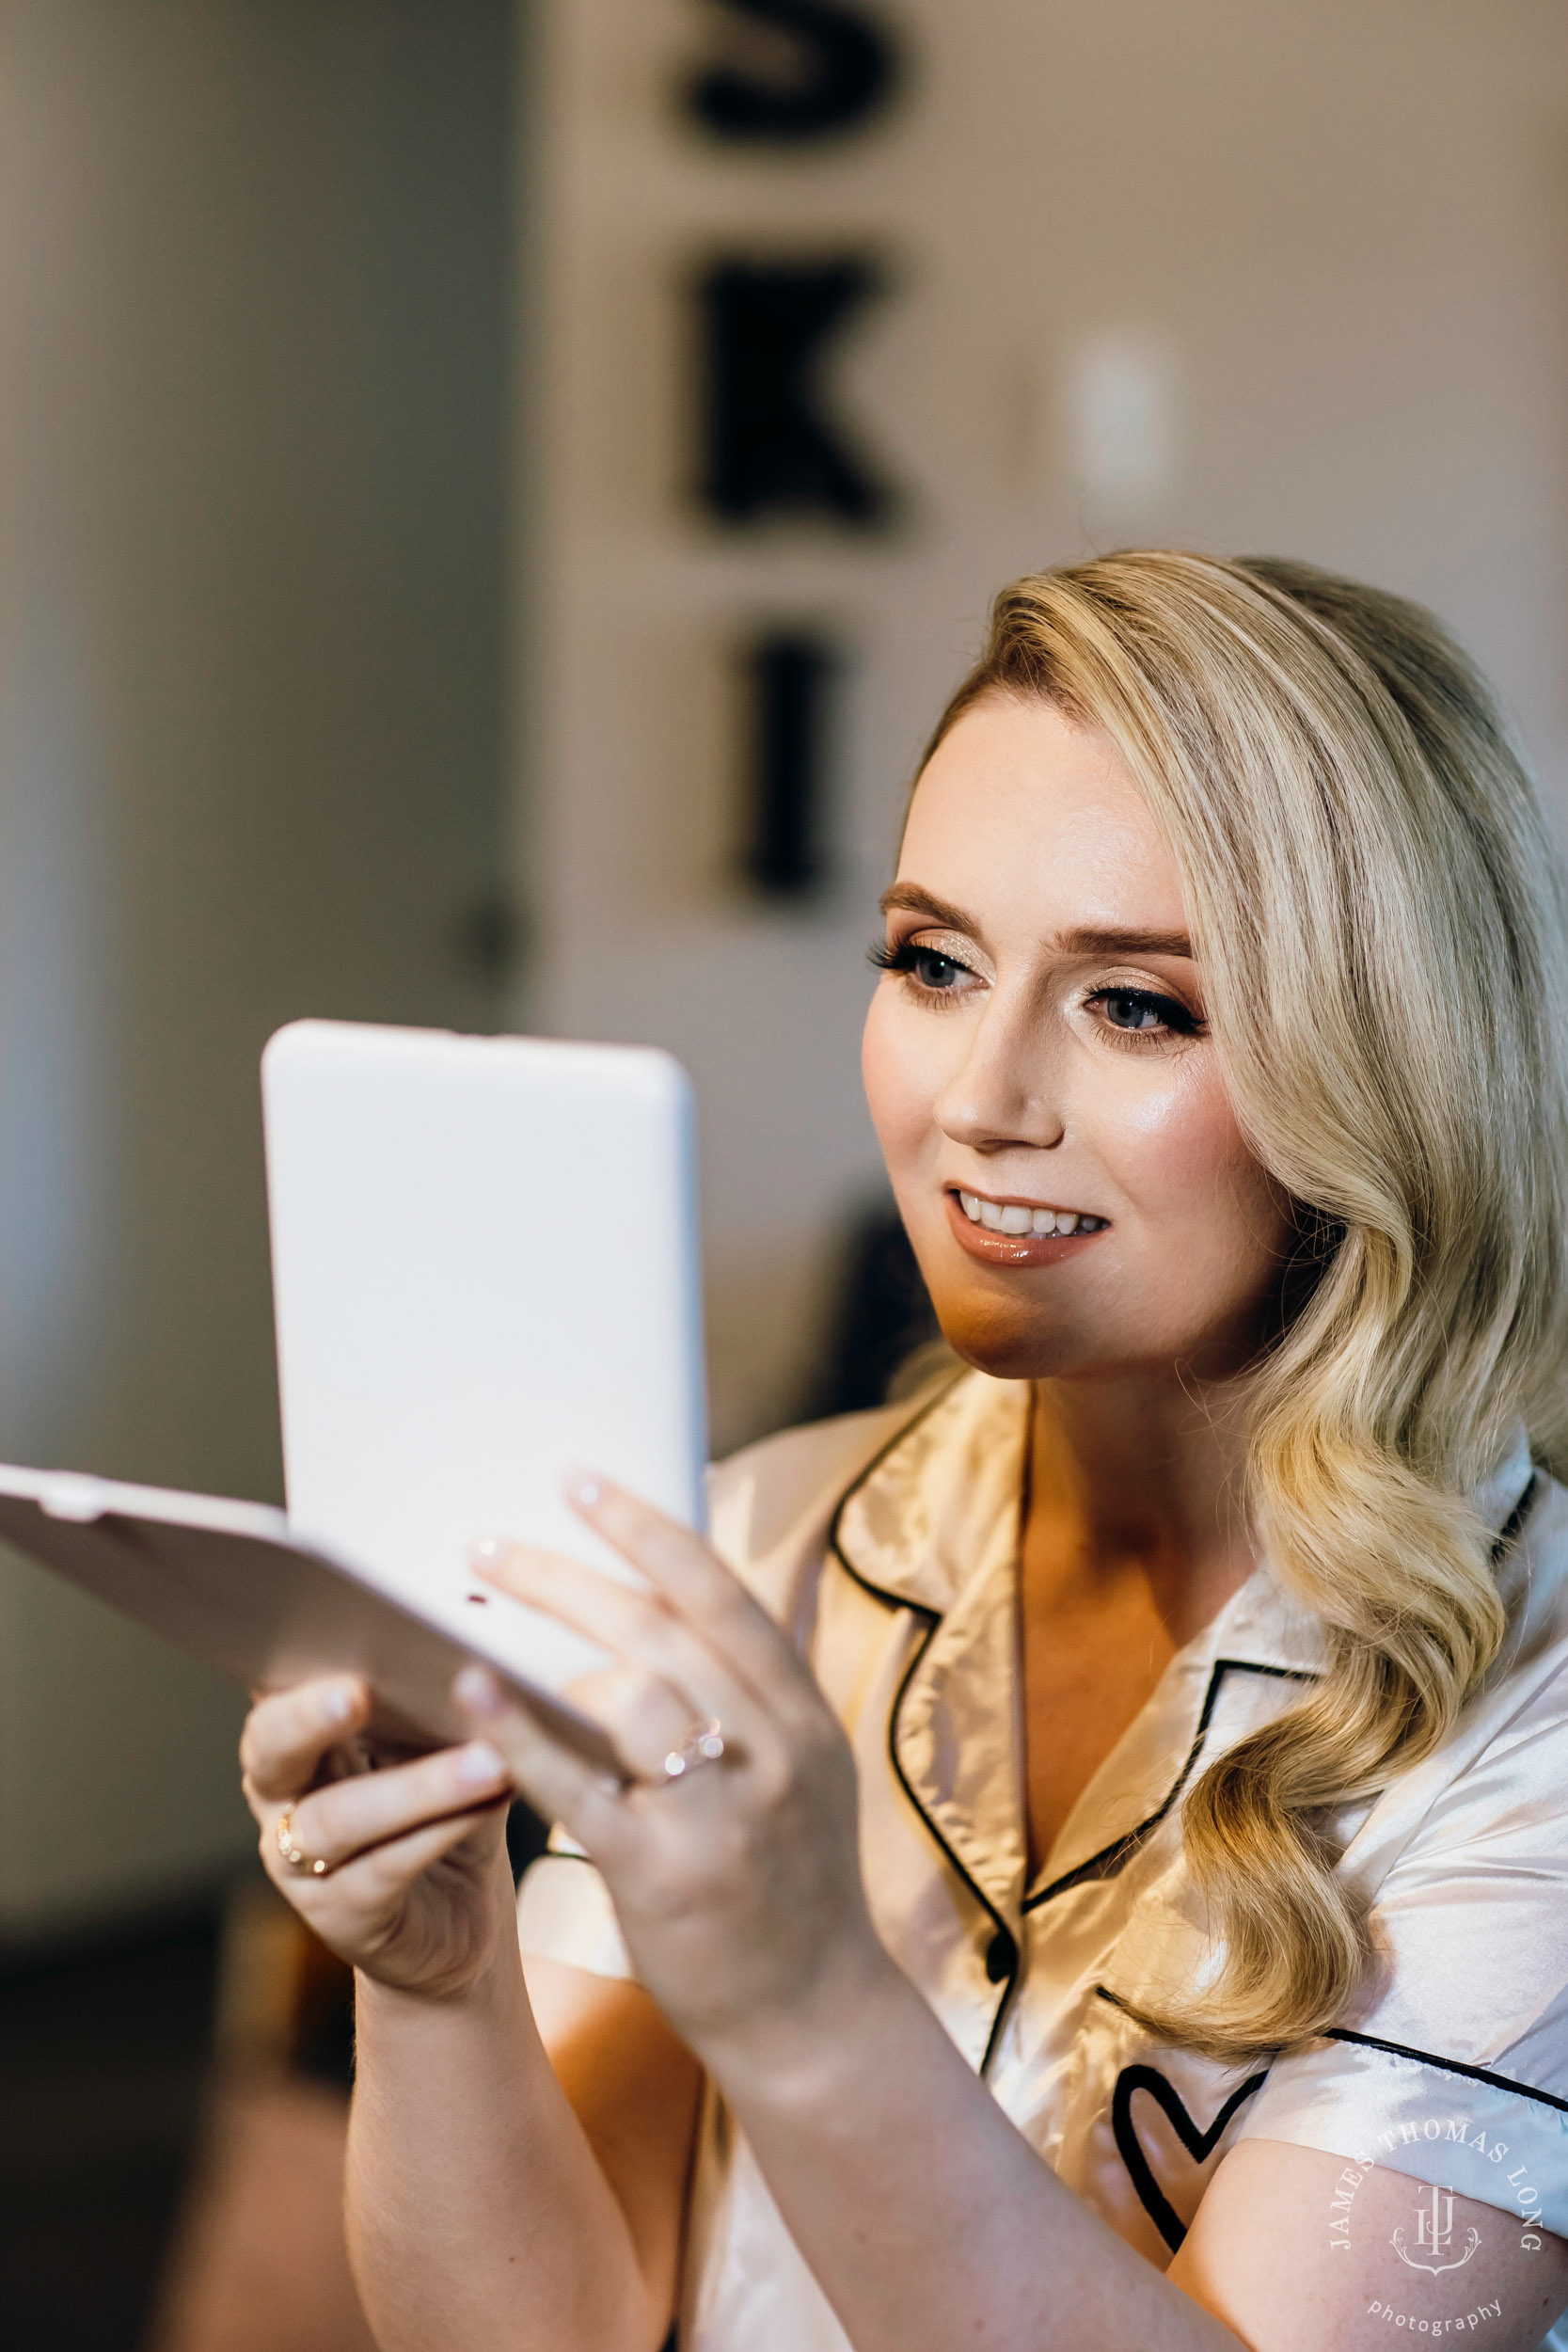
456,1740,506,1786
468,1534,512,1568
324,1681,357,1724
567,1468,608,1509
454,1664,505,1717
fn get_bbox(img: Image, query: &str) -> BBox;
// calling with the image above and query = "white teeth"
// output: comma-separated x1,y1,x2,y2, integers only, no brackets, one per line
956,1193,1105,1236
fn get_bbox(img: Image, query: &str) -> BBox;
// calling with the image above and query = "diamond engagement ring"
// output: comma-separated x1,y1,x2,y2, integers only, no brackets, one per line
660,1719,727,1782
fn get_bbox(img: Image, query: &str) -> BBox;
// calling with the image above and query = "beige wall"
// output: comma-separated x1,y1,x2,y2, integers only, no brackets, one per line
4,0,1564,1931
0,0,514,1934
520,0,1568,1453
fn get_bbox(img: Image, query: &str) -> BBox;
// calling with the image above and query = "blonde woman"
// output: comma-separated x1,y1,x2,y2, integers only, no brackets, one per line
242,555,1568,2351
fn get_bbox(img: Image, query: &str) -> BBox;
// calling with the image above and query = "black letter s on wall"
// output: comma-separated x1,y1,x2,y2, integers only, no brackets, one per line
685,0,902,143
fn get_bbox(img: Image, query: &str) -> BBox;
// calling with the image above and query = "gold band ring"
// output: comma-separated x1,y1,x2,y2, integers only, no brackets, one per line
276,1800,331,1877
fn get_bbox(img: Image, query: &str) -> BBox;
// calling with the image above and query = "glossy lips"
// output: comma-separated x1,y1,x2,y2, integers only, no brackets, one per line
943,1187,1109,1267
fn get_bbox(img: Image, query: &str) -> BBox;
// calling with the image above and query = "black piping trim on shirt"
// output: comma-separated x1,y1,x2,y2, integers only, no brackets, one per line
1022,1659,1320,1911
824,1374,966,1567
1323,2028,1568,2117
1020,1468,1540,1914
1490,1470,1541,1565
825,1377,1022,2074
824,1419,1539,2081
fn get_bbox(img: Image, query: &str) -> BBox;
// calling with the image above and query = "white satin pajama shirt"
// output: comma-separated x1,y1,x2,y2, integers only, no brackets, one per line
516,1373,1568,2351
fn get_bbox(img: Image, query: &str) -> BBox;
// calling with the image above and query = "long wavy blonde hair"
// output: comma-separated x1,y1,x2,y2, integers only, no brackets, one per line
927,551,1568,2058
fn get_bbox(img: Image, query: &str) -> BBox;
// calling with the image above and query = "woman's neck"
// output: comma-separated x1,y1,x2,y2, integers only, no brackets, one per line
1016,1373,1261,1873
1024,1370,1259,1655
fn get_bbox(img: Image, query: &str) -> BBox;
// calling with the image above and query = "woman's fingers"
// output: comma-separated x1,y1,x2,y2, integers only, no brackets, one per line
269,1802,506,1921
577,1480,821,1718
483,1477,816,1718
260,1737,512,1877
454,1669,647,1858
473,1542,764,1753
240,1675,370,1807
349,1804,507,1900
562,1665,696,1777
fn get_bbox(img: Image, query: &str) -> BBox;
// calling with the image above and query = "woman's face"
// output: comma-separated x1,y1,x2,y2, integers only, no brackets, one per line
863,692,1295,1385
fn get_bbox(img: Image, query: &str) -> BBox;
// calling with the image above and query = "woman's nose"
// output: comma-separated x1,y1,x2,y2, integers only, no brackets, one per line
933,1000,1065,1152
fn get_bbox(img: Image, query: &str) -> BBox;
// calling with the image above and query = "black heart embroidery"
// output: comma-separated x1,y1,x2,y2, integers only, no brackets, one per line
1111,2064,1270,2252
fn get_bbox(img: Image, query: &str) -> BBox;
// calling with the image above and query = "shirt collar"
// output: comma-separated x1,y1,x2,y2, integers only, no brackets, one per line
828,1375,1537,1928
830,1371,1031,1619
829,1374,1028,1916
830,1375,1324,1923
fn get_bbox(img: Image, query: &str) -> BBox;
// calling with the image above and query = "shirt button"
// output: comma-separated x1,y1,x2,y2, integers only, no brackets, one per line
984,1928,1016,1983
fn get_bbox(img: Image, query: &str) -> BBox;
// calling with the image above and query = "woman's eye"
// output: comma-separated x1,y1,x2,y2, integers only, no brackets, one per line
911,948,964,990
1104,991,1164,1031
868,938,975,993
1092,988,1200,1038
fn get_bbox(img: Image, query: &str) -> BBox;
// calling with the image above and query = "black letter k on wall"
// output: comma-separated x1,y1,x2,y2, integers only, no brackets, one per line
695,258,898,529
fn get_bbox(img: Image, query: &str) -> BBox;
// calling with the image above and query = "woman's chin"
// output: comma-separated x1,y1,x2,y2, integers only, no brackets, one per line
933,1292,1275,1391
929,1294,1084,1384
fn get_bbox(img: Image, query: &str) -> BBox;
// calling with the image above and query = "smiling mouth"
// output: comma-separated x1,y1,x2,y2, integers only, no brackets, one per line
954,1188,1108,1238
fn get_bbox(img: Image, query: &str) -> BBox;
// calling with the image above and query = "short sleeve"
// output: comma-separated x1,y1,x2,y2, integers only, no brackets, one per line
515,1833,634,1981
1239,1661,1568,2234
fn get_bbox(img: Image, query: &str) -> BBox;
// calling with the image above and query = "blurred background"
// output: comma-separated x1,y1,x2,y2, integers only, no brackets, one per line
1,0,1565,2344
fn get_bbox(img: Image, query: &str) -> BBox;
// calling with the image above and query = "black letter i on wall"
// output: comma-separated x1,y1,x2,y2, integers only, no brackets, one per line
737,631,841,897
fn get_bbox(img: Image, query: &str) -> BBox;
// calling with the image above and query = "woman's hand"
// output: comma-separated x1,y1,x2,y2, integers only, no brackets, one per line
239,1676,516,1997
454,1477,896,2075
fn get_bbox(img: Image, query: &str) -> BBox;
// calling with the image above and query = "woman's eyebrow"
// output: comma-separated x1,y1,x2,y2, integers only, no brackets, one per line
1055,925,1195,960
879,891,1194,964
879,883,976,930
